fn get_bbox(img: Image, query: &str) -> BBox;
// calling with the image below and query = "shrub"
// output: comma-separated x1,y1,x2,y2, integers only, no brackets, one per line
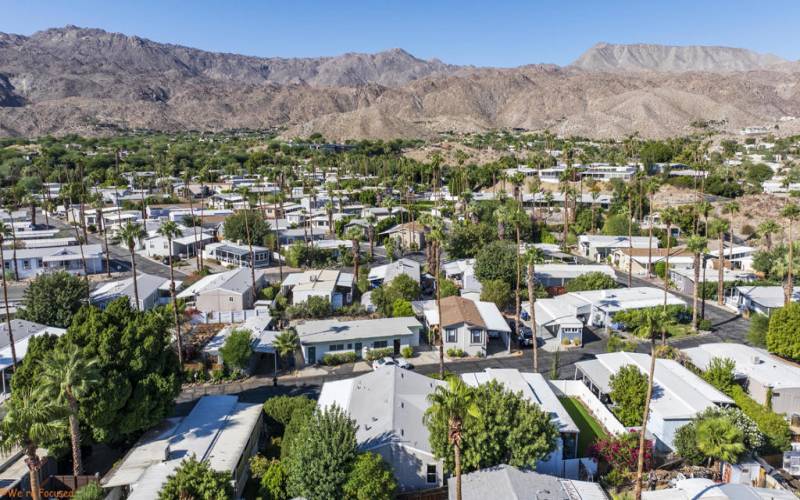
262,395,316,434
392,299,414,317
565,271,619,292
747,313,769,347
446,348,467,358
322,352,358,366
400,346,414,359
73,482,104,500
729,385,791,452
365,347,394,362
260,458,289,500
767,302,800,360
609,365,648,426
698,319,713,331
674,422,705,465
219,329,253,373
285,296,333,320
480,279,513,311
702,357,736,393
591,431,652,475
606,334,637,353
654,261,666,279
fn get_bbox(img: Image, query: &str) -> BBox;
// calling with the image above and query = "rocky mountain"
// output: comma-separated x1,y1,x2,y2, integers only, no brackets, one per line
571,42,787,73
1,26,799,139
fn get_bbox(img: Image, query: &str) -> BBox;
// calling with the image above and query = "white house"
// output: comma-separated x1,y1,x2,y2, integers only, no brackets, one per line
575,352,733,451
90,273,174,311
643,478,794,500
533,264,617,290
578,235,657,262
708,246,756,272
203,241,272,268
727,285,800,317
2,244,104,279
442,259,482,294
280,269,354,309
460,369,587,478
413,296,510,356
144,225,215,260
294,316,422,365
317,366,445,491
0,320,66,400
177,267,266,314
102,395,263,499
368,258,421,288
683,343,800,418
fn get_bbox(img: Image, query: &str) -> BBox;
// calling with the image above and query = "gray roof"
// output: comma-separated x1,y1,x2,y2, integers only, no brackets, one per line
91,273,169,307
0,319,51,350
294,317,421,344
318,366,444,454
450,465,607,500
177,268,261,298
736,285,800,310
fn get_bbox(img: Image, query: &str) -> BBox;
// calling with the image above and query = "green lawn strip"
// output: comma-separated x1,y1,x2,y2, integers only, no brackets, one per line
558,396,609,457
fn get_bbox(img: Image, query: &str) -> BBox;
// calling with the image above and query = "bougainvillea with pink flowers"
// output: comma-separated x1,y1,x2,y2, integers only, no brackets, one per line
590,430,653,473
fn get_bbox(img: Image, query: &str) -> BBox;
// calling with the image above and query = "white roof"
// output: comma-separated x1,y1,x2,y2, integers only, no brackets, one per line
461,369,577,433
318,366,444,454
683,343,800,391
0,320,67,372
91,273,170,307
295,317,422,344
281,269,344,294
104,395,261,498
177,267,261,299
368,258,421,284
530,297,586,329
735,285,800,310
534,264,616,280
576,352,733,420
579,235,656,249
10,244,103,260
572,287,685,313
642,478,796,500
707,246,756,258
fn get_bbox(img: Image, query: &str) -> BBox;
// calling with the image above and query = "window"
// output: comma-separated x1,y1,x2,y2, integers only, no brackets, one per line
22,260,30,270
229,297,234,302
329,344,345,352
445,328,457,343
426,464,437,484
470,329,482,345
373,340,388,348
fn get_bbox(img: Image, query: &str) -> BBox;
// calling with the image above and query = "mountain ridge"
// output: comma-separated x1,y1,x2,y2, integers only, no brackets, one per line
1,26,799,139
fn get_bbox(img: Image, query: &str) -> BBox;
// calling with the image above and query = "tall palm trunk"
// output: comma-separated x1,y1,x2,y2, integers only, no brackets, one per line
168,237,184,367
129,245,140,310
242,209,257,291
72,225,90,298
435,243,444,377
647,194,654,278
633,339,657,500
661,224,672,345
786,223,794,306
453,438,463,500
67,395,83,476
25,445,42,500
527,261,538,372
514,225,521,354
0,243,17,369
9,212,18,281
352,240,360,299
717,233,725,306
187,184,201,272
628,197,633,287
692,252,701,332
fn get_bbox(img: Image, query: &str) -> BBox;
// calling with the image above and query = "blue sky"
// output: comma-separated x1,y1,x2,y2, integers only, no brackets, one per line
2,0,799,67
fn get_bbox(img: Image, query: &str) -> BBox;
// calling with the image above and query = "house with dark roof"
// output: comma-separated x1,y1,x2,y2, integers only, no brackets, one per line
436,296,490,356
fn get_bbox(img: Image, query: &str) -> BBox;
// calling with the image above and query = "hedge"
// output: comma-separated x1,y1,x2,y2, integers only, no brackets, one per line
365,347,394,362
446,348,467,358
729,385,791,453
321,352,359,365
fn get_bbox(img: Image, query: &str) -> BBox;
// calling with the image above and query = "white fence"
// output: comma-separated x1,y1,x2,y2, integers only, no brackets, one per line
193,309,269,324
549,379,627,435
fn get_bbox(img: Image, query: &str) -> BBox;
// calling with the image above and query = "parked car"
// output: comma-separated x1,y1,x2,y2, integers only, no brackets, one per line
517,326,534,348
372,356,414,370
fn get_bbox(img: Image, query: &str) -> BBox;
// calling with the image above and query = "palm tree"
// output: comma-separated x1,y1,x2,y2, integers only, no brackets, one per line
0,391,67,500
345,227,362,299
183,172,202,272
632,308,671,500
118,221,146,310
0,223,17,368
510,205,526,354
423,377,480,500
92,193,112,277
324,200,335,237
708,218,730,306
5,207,19,281
696,416,745,476
686,235,708,332
758,220,781,251
37,345,99,477
589,181,601,234
526,247,545,372
493,204,509,241
238,187,258,292
645,180,659,277
724,201,740,268
366,215,377,260
157,221,185,366
660,207,678,312
273,329,300,376
780,203,800,306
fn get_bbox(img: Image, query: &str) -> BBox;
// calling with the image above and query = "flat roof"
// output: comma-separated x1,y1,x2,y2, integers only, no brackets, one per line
576,352,732,420
735,285,800,309
534,264,616,280
683,343,800,391
295,316,422,344
578,235,657,249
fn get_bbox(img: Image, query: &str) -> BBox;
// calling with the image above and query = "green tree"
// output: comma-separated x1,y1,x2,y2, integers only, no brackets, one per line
392,299,414,317
371,273,421,316
438,278,459,298
285,405,358,500
564,272,618,292
16,271,88,328
446,222,497,259
424,377,480,500
747,313,769,347
273,329,300,373
159,455,233,500
780,203,800,306
342,452,398,500
474,240,517,284
696,416,746,471
223,209,271,245
61,298,181,444
262,395,316,435
37,344,100,476
602,213,639,236
259,459,288,500
702,357,736,394
156,220,185,367
0,392,67,500
609,365,648,426
767,303,800,360
73,482,104,500
480,279,513,311
674,422,705,465
219,328,253,373
118,221,147,310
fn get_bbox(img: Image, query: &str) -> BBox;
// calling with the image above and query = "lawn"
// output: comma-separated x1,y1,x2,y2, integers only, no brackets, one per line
559,397,608,457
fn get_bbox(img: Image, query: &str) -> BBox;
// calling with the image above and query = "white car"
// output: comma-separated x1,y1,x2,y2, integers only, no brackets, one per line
372,356,414,370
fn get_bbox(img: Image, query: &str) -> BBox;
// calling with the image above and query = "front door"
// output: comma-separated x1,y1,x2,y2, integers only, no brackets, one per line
393,339,401,356
354,342,362,359
307,346,316,365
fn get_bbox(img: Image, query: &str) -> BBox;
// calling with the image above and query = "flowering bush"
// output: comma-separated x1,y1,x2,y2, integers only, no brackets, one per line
590,431,653,474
